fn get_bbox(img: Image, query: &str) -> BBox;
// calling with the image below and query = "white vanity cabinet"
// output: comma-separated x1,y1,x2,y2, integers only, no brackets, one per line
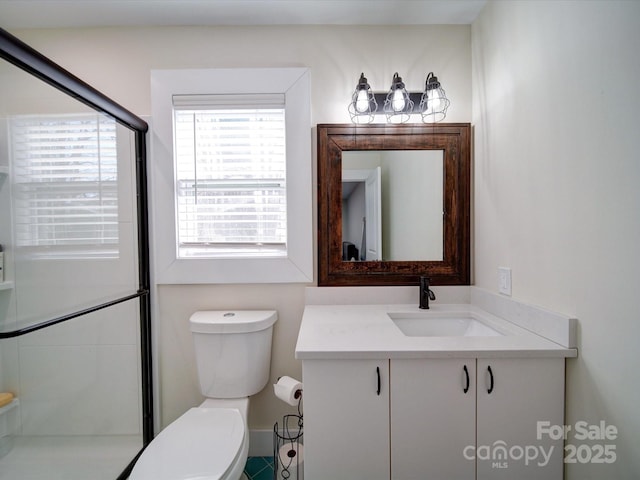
475,358,565,480
303,357,565,480
390,358,476,480
302,359,390,480
391,357,565,479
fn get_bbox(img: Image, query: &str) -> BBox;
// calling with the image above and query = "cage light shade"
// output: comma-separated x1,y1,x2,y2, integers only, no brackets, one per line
420,72,450,123
348,73,377,124
383,72,413,124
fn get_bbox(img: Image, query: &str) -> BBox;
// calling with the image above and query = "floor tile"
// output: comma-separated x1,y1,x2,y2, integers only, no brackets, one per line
244,456,274,479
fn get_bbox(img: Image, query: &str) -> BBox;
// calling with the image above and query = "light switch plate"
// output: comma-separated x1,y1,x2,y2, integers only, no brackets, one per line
498,267,512,296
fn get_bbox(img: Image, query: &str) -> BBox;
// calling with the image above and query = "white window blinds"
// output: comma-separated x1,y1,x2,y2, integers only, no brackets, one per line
172,94,287,258
10,114,118,257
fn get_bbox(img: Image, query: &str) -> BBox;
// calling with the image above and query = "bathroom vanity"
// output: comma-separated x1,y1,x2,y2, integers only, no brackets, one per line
295,289,577,480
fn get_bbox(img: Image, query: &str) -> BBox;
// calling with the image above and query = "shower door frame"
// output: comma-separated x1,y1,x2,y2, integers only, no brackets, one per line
0,27,153,479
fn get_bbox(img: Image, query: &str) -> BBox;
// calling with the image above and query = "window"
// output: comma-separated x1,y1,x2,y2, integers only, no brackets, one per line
150,68,312,284
173,95,287,258
10,113,119,258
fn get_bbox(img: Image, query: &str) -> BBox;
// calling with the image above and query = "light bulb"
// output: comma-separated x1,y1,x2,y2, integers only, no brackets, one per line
355,89,370,113
391,89,406,112
426,89,442,112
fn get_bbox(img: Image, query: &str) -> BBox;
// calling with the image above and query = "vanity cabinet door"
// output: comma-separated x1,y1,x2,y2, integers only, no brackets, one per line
302,359,390,480
390,358,476,480
476,358,565,480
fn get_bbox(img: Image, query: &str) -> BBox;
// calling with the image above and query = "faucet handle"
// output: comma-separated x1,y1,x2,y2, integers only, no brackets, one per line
419,276,435,309
421,276,436,300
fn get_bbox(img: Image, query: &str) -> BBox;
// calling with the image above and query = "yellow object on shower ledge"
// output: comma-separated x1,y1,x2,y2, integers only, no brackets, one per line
0,392,14,408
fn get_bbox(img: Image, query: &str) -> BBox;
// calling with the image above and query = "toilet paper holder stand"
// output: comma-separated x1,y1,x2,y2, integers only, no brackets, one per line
273,389,303,480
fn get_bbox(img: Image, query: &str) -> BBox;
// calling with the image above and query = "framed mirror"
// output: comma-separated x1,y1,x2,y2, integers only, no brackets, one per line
317,123,470,286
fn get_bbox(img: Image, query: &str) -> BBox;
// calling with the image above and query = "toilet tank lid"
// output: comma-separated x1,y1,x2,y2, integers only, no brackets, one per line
189,310,277,334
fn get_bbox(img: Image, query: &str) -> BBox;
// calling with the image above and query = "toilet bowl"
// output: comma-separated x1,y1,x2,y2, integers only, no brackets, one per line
129,311,277,480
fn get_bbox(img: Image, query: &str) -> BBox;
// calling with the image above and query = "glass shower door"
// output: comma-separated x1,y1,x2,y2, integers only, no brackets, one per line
0,27,151,479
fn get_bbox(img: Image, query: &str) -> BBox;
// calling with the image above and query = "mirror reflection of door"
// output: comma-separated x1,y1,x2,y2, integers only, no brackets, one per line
342,168,382,260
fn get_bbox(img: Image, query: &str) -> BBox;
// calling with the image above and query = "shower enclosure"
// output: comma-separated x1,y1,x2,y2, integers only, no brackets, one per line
0,29,152,479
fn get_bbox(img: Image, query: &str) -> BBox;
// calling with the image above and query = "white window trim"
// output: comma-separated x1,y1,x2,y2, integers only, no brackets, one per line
150,68,313,284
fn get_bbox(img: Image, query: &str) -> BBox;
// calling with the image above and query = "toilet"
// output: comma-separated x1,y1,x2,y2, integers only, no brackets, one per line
130,310,278,480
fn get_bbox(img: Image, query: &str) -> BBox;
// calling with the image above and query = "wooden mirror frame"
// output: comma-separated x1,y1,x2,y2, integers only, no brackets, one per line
317,123,471,286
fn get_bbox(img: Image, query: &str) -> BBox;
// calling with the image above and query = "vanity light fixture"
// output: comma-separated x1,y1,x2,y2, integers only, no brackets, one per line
383,72,414,124
348,73,377,124
348,71,450,124
420,72,450,123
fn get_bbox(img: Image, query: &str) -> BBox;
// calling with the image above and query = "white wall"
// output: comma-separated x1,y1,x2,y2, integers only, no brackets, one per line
472,1,640,477
10,25,472,430
12,25,472,127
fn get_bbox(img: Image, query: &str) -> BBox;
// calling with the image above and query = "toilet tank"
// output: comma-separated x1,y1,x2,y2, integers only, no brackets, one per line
189,310,277,398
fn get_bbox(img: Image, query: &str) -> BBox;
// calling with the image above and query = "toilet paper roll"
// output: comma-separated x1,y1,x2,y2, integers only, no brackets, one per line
277,443,304,480
273,376,303,406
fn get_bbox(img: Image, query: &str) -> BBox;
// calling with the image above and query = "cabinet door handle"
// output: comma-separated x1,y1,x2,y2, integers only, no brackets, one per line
487,365,494,394
463,365,470,393
376,366,381,395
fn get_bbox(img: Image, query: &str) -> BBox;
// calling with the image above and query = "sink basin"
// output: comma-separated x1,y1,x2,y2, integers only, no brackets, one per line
388,312,503,337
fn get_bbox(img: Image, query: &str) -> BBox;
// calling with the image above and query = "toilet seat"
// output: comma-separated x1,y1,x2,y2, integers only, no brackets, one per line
130,407,245,480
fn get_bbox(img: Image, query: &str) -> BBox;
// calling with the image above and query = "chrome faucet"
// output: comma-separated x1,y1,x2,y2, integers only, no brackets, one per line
419,276,436,309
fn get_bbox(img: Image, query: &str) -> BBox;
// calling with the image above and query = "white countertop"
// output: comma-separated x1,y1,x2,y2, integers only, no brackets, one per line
295,303,578,360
